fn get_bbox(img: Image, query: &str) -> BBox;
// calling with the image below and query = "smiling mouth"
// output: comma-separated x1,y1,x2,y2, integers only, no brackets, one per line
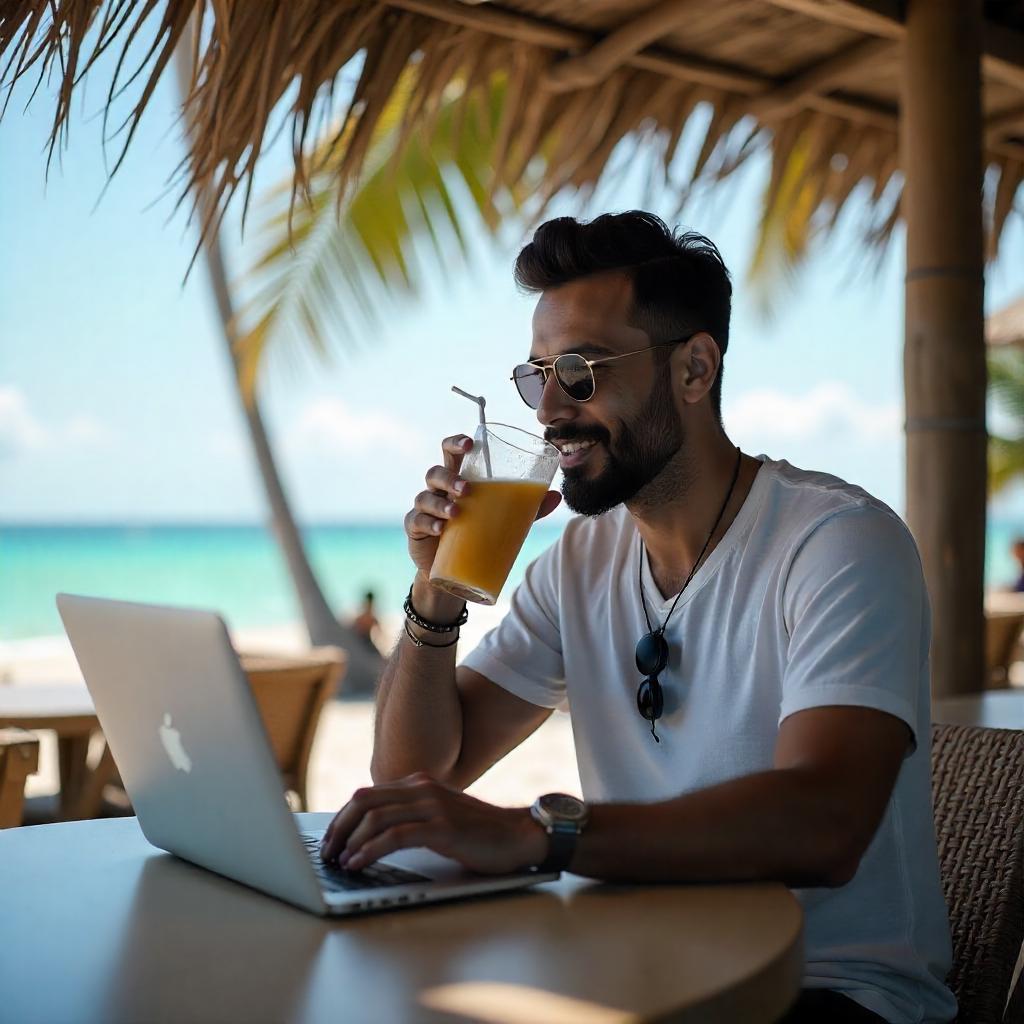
556,439,600,469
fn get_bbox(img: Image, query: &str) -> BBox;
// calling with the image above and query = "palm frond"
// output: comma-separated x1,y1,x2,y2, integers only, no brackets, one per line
988,348,1024,495
746,116,821,314
989,348,1024,422
234,71,526,399
989,434,1024,495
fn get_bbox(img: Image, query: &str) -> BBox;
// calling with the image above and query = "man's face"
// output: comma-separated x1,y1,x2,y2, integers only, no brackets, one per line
528,273,685,517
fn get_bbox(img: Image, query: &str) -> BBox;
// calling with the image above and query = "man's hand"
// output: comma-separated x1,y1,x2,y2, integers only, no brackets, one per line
319,772,548,874
407,434,561,579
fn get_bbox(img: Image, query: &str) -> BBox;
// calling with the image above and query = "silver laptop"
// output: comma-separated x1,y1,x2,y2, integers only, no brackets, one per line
55,593,558,916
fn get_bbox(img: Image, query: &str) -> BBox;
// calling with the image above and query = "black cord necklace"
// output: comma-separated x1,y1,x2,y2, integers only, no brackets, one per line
635,446,743,742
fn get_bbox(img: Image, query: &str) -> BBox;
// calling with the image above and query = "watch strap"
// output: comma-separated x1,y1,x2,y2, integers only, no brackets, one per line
536,822,579,873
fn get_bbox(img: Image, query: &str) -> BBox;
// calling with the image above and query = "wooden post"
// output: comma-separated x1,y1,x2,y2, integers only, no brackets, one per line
901,0,987,697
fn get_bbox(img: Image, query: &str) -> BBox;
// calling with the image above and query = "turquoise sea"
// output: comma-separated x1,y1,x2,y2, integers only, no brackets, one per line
0,522,565,642
2,519,1022,642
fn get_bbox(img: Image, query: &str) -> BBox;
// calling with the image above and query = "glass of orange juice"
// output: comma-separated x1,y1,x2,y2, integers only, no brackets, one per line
430,422,559,604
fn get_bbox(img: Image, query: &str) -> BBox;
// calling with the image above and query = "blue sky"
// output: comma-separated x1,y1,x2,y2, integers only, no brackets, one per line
2,37,1023,524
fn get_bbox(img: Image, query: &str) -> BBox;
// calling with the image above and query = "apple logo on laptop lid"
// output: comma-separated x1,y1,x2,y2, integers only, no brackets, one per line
159,714,193,773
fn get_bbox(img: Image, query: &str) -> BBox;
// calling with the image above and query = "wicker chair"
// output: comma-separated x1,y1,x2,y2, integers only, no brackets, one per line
931,723,1024,1023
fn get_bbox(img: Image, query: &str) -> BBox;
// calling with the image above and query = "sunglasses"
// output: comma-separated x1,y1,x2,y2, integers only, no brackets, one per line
510,335,696,410
635,630,668,741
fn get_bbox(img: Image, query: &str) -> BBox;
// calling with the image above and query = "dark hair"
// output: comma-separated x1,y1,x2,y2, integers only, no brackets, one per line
514,212,732,420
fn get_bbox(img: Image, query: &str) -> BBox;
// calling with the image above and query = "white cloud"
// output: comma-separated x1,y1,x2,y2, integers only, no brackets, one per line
0,386,113,457
285,397,410,458
724,382,901,443
0,386,47,452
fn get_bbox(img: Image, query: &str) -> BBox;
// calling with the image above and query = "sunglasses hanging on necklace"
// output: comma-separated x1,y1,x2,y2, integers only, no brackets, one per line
635,446,743,742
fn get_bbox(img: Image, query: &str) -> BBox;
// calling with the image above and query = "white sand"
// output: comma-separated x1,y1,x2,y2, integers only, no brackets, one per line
2,610,581,811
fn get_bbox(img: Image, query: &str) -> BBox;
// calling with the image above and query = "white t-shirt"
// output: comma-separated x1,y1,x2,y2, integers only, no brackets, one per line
461,456,957,1024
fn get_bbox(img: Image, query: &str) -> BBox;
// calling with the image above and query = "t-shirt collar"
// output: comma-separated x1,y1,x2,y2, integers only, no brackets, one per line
638,455,772,612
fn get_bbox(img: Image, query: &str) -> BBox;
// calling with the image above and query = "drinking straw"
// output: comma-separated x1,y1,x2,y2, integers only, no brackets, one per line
451,386,492,478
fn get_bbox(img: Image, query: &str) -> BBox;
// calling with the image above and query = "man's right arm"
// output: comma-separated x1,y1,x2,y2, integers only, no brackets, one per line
372,618,557,786
370,435,557,789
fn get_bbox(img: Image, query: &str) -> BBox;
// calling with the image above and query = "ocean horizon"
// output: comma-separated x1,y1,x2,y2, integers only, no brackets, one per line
4,517,1023,642
0,521,565,642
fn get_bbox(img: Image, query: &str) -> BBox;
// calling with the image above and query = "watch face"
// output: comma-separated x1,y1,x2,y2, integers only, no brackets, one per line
540,793,587,822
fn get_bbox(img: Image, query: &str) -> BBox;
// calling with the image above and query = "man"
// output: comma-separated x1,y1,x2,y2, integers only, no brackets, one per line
320,212,956,1023
348,590,381,653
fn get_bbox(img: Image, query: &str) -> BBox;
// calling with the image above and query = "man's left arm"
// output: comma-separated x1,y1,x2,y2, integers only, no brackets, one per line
565,704,911,886
321,706,909,882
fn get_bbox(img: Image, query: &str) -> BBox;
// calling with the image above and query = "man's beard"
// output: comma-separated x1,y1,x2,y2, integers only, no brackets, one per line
553,376,685,517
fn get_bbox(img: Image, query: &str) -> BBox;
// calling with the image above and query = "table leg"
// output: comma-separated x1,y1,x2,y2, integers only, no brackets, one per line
57,733,93,820
67,740,119,821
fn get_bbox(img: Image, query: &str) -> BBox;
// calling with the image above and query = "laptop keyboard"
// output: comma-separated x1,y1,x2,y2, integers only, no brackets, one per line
301,834,429,893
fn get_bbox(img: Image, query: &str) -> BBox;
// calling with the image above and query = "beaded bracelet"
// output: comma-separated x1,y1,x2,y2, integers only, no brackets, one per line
403,618,460,649
403,585,469,633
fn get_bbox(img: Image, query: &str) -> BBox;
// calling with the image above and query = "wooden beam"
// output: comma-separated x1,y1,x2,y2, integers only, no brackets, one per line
805,92,1024,162
383,0,1024,161
762,0,1024,94
750,35,893,119
386,0,577,48
805,91,895,130
760,0,902,39
545,0,705,93
629,48,773,95
990,138,1024,162
387,0,771,92
988,102,1024,132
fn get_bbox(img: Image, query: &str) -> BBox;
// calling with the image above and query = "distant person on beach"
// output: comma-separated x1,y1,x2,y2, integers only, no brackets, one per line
1012,539,1024,592
346,591,381,655
320,213,956,1023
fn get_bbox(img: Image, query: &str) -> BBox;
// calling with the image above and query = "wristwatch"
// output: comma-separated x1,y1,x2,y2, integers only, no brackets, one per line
529,793,589,873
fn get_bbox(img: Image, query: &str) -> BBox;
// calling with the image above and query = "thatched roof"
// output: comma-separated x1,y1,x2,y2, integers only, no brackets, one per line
3,1,1024,251
988,294,1024,347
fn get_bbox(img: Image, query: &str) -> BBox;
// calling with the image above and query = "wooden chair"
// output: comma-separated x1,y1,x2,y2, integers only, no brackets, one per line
0,728,41,828
238,648,347,811
81,647,347,818
931,723,1024,1023
984,611,1024,688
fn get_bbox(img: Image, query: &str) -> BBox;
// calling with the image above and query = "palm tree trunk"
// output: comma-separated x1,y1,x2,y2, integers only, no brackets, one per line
173,42,382,693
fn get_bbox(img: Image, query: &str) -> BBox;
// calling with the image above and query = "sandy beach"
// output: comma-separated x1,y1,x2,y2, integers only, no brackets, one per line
1,609,582,814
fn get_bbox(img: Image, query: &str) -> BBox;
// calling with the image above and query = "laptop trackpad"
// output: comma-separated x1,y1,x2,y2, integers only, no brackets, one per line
381,847,478,882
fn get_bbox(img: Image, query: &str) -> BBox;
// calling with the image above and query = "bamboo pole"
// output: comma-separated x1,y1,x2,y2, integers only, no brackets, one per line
901,0,987,698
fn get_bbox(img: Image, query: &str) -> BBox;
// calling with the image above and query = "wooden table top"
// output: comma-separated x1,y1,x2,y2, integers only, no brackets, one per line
933,689,1024,730
0,683,97,730
0,814,804,1024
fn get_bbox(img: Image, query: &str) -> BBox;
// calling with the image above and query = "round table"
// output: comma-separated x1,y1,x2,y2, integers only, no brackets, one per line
933,689,1024,729
0,683,103,818
0,814,804,1023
